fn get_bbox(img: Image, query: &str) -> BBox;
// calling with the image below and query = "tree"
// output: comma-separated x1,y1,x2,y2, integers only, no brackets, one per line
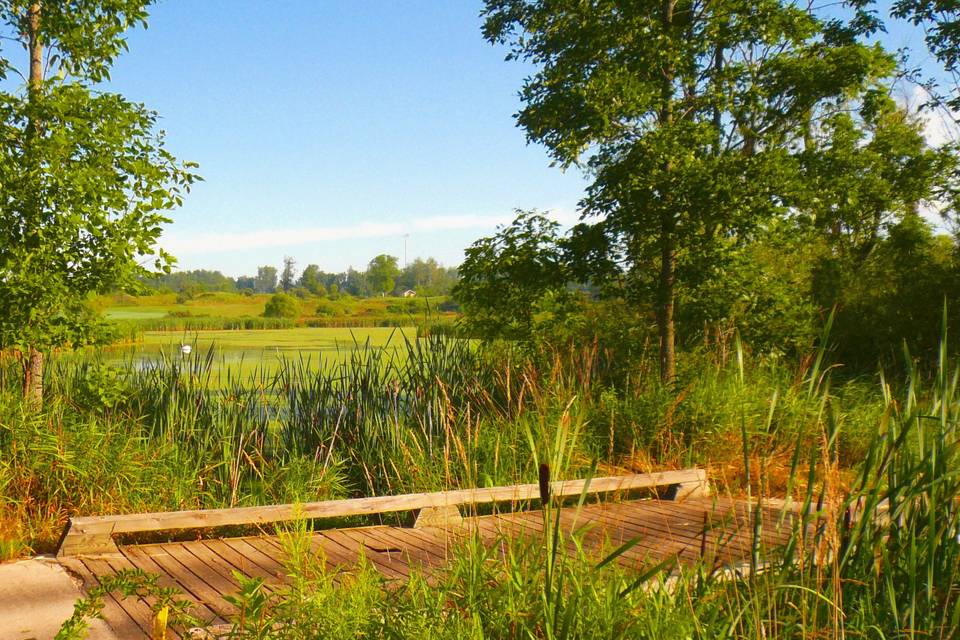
279,256,296,292
143,269,235,293
798,98,957,267
398,257,460,296
255,266,277,293
298,264,326,295
482,0,892,382
397,258,433,292
343,267,368,296
888,1,960,110
826,214,958,367
0,1,198,404
456,212,569,340
366,254,399,297
263,292,300,319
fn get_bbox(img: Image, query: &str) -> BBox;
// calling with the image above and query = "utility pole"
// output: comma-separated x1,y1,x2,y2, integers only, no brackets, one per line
403,233,409,268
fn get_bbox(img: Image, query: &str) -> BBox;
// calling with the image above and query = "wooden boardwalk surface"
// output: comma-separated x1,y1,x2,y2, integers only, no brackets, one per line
57,496,799,638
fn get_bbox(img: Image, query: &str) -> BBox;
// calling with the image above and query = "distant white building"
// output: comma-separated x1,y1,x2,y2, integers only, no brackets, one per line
402,289,417,298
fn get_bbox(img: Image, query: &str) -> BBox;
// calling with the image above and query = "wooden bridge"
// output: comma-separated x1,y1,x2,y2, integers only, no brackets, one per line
55,469,801,638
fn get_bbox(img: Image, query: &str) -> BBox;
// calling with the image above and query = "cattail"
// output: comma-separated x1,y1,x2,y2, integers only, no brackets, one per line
538,463,550,506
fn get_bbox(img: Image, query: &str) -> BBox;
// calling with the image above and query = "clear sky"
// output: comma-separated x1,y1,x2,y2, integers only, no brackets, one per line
104,1,588,277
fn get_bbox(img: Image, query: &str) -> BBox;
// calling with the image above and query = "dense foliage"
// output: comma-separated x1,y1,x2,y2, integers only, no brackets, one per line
480,0,901,382
0,0,198,402
262,293,301,319
454,1,960,377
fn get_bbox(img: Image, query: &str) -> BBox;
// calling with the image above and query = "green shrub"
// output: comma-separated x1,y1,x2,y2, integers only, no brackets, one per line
314,301,342,317
437,298,459,312
263,293,301,319
74,362,131,411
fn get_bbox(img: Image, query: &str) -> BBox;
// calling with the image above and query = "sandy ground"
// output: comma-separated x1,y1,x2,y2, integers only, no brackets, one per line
0,556,116,640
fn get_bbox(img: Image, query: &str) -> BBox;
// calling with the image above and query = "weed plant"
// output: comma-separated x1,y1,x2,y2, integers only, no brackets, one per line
142,337,959,638
0,333,878,556
1,317,950,637
0,328,933,576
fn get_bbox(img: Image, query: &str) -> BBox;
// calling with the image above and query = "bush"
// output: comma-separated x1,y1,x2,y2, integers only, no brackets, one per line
437,298,460,312
314,301,343,317
263,293,301,319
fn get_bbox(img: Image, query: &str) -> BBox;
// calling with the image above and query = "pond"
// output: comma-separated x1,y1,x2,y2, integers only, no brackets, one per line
97,327,418,377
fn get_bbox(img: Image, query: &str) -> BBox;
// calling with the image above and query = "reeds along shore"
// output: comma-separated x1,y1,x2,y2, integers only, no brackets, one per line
2,330,960,637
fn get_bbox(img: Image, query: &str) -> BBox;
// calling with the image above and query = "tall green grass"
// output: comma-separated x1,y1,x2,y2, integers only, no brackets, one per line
0,326,922,575
120,334,959,639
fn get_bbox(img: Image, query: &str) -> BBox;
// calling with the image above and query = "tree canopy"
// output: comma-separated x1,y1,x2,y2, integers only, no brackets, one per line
0,0,198,402
481,0,897,381
367,254,400,296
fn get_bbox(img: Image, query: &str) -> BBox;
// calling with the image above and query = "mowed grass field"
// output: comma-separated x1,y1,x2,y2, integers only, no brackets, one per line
101,292,269,318
100,291,454,322
100,327,418,378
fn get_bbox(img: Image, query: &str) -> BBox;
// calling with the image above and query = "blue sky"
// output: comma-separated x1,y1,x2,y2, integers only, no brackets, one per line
104,1,588,277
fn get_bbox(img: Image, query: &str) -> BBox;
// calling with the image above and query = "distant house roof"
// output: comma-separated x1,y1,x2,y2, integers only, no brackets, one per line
402,289,417,297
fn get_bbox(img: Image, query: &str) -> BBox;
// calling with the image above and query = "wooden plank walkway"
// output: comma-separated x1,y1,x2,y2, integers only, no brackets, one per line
58,495,801,638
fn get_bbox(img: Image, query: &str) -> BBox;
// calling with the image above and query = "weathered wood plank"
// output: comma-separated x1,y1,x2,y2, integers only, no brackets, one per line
160,544,242,617
200,538,283,587
221,538,287,581
380,527,450,562
570,504,701,564
58,470,706,556
177,541,251,594
603,502,743,565
101,553,188,640
359,527,443,571
321,529,409,579
60,557,151,639
122,544,224,627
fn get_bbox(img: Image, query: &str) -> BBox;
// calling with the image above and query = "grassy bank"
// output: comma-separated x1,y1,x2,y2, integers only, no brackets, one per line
2,332,958,637
56,341,960,639
100,291,458,329
1,333,881,557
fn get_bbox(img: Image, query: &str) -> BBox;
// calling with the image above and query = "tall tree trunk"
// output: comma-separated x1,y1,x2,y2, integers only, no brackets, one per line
23,1,44,407
28,2,42,90
657,0,677,385
23,348,43,404
657,224,676,384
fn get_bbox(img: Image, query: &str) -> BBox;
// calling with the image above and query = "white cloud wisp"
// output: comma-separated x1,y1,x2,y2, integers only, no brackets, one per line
161,210,580,255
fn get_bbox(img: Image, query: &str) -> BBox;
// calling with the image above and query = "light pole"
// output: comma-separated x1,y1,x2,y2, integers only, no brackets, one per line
403,233,409,269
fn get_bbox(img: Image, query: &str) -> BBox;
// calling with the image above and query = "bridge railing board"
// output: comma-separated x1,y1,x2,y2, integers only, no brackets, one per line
57,468,709,557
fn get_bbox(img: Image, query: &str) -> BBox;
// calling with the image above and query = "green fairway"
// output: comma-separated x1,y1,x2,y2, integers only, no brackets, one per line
102,309,169,320
101,326,417,376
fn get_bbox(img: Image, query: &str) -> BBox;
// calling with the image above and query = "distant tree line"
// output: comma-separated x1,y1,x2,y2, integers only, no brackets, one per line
142,254,459,298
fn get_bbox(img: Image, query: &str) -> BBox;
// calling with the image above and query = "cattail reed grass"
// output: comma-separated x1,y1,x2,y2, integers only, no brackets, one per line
197,329,960,638
8,318,960,639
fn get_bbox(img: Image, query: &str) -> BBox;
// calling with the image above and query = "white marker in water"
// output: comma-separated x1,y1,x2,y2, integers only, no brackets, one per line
180,344,192,355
